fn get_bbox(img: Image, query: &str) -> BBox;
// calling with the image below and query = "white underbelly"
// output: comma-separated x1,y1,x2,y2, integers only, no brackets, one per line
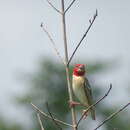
72,78,88,106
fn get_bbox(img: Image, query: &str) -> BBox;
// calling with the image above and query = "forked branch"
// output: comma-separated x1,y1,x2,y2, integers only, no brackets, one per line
46,0,62,14
46,102,62,130
68,9,98,65
94,102,130,130
31,103,73,127
65,0,77,14
77,84,112,127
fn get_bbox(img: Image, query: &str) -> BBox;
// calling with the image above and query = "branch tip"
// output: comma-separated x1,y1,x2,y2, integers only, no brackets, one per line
41,24,65,65
68,10,98,65
106,84,112,96
94,102,130,130
96,9,98,16
89,19,92,24
40,22,43,27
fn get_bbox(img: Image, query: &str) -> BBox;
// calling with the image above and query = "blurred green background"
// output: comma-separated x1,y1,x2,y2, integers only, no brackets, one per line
1,59,129,130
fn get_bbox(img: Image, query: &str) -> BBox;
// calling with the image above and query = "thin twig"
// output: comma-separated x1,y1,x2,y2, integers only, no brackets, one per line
41,23,65,65
37,113,45,130
61,0,77,130
67,9,98,65
64,0,77,14
46,102,62,130
94,102,130,130
77,84,112,127
31,103,73,127
46,0,62,14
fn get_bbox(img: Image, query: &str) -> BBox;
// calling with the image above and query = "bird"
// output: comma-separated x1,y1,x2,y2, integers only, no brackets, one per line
71,64,96,120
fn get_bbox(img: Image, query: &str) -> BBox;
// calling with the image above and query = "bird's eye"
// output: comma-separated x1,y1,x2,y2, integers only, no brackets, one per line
79,66,83,69
79,65,85,69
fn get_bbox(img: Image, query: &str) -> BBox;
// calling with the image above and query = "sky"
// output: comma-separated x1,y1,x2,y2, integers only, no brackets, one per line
0,0,130,128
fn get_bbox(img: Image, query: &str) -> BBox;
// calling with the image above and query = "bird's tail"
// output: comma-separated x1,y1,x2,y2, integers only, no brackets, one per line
90,107,96,120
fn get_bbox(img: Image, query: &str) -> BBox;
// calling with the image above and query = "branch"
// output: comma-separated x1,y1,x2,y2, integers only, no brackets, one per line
31,103,73,127
61,0,77,130
67,9,98,65
77,84,112,127
94,102,130,130
46,102,62,130
64,0,77,14
37,113,45,130
41,23,65,65
46,0,62,14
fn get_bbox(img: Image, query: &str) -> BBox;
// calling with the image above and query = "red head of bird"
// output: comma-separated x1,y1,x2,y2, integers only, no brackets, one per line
73,64,85,76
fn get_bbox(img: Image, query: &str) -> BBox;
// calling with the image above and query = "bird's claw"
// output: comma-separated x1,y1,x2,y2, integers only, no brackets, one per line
68,101,80,108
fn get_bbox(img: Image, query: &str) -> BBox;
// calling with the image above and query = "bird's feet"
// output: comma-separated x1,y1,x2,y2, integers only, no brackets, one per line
82,110,88,119
68,101,81,108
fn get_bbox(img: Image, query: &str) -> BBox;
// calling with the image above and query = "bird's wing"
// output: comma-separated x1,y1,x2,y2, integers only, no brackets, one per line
84,77,96,120
83,77,93,105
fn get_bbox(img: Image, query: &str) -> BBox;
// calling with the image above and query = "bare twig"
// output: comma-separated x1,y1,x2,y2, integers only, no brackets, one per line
41,23,65,65
64,0,77,14
61,0,77,130
94,102,130,130
46,102,62,130
77,84,112,127
31,103,73,127
37,113,45,130
46,0,62,14
67,9,98,65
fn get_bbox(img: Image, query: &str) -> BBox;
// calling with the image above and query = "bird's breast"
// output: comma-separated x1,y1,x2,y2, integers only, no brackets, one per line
72,75,84,88
72,75,88,105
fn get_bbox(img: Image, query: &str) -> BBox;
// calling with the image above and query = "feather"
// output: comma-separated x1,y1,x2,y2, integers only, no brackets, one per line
72,75,96,120
84,78,96,120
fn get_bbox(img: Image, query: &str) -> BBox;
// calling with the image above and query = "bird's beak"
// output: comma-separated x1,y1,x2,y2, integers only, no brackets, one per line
79,66,85,70
78,66,85,72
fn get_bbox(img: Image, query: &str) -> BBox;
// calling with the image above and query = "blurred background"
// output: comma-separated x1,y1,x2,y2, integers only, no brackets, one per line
0,0,130,130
